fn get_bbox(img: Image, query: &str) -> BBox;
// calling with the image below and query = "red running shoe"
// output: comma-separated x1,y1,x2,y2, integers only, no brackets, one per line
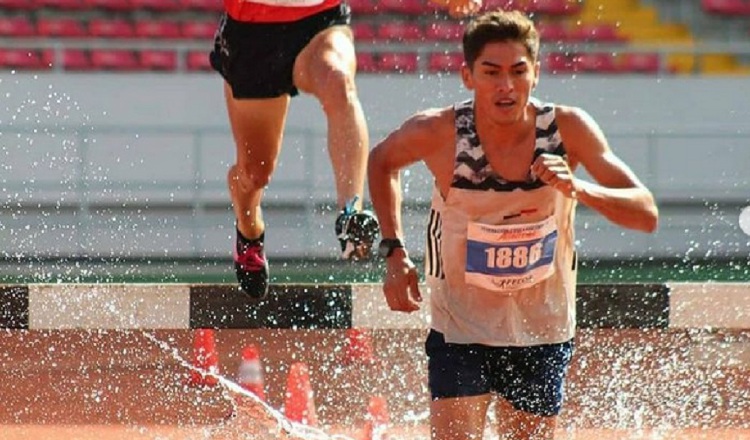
233,229,269,299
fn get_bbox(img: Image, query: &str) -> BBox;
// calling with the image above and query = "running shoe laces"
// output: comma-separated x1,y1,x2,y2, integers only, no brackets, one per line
335,196,380,260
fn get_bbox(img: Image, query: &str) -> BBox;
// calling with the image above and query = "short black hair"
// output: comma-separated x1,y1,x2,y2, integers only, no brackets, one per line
463,10,540,69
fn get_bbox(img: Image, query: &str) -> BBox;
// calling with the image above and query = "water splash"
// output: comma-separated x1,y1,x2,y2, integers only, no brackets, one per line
141,331,356,440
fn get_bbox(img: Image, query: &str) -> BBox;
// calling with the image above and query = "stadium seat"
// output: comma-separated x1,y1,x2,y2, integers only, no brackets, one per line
185,50,211,71
701,0,750,15
138,50,178,70
351,22,377,41
535,20,570,42
428,52,463,73
35,0,85,9
378,52,419,73
574,52,620,73
569,23,626,43
376,21,422,42
376,0,426,15
130,0,180,11
542,52,575,73
356,52,379,73
90,49,140,70
36,18,87,38
0,0,33,9
483,0,523,12
134,20,182,38
181,20,216,39
424,21,464,41
42,49,92,70
179,0,222,11
0,49,45,70
0,17,35,37
348,0,378,14
89,19,136,38
525,0,581,15
620,52,661,74
84,0,133,10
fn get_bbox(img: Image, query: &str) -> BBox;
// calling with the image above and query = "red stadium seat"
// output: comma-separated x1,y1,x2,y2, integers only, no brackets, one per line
0,17,35,37
180,0,222,11
90,49,140,70
573,52,620,73
542,52,575,74
569,23,625,43
138,50,178,70
186,50,211,71
42,49,92,70
356,52,379,73
535,20,570,42
376,21,422,42
181,20,217,39
89,19,136,38
0,49,45,70
351,22,377,41
424,21,463,41
134,20,182,38
36,18,87,38
35,0,85,9
348,0,378,14
620,52,661,74
701,0,750,15
0,0,33,9
526,0,581,15
377,0,426,15
130,0,180,10
378,52,419,73
428,52,463,73
483,0,523,12
84,0,133,9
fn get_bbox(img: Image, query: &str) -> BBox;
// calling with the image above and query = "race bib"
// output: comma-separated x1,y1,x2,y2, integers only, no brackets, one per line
465,216,557,292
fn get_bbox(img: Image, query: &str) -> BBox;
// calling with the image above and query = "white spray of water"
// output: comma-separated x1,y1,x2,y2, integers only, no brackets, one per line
142,332,356,440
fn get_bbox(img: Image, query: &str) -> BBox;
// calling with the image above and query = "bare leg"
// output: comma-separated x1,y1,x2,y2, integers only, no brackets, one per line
494,397,557,440
223,83,290,240
431,394,491,440
293,26,368,210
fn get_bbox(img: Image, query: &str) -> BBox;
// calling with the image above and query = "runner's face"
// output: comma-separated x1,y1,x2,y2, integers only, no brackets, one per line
462,41,539,125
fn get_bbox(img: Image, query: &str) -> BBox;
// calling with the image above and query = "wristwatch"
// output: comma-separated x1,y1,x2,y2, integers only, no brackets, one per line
377,238,404,258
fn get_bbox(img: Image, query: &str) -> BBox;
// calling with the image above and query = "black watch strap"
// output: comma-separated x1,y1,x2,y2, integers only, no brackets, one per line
378,238,404,258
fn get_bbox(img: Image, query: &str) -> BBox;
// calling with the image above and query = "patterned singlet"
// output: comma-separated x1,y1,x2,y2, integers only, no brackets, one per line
425,98,578,347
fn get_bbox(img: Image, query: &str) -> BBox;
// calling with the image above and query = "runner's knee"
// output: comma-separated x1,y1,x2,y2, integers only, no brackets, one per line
313,65,357,113
230,163,274,192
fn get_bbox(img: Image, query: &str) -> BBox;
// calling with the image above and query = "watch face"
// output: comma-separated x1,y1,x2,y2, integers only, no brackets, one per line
378,239,402,258
377,242,390,258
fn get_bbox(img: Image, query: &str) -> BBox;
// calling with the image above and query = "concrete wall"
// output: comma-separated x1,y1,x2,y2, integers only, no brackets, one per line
1,72,749,260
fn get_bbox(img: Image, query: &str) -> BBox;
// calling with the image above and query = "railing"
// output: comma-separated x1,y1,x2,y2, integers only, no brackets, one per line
1,123,749,259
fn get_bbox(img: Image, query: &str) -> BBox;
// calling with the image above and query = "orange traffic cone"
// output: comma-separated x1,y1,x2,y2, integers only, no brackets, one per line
186,328,219,387
283,362,318,426
344,328,375,365
361,395,390,440
238,345,265,401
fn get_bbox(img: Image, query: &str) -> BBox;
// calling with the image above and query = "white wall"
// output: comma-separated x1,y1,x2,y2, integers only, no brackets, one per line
1,72,749,260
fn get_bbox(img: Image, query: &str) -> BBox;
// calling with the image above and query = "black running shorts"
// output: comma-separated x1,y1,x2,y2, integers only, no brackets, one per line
426,330,574,416
210,4,351,99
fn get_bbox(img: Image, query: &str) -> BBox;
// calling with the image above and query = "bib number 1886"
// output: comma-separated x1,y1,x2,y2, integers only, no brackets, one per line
484,242,543,269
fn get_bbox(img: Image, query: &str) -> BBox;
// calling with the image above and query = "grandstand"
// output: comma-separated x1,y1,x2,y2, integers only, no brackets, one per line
0,0,750,74
0,0,749,283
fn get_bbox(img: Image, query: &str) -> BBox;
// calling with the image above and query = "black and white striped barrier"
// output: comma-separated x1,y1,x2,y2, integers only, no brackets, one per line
0,283,748,330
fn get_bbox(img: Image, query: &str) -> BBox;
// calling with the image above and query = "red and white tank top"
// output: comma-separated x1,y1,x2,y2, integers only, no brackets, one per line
224,0,341,22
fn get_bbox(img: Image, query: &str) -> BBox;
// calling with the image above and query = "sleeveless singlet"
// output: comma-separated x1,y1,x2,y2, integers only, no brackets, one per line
426,98,577,347
224,0,341,23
